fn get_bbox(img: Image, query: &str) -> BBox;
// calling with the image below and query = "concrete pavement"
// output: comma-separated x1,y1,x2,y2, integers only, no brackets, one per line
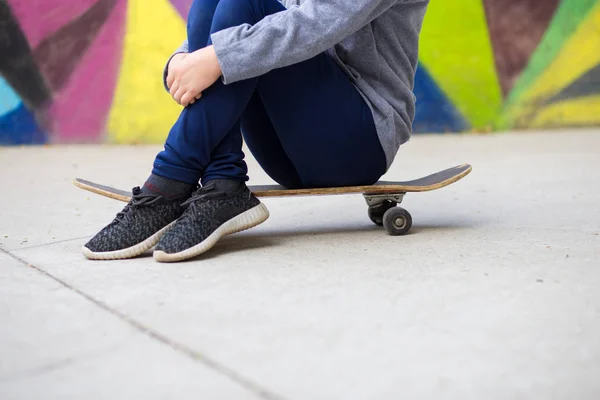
1,129,599,399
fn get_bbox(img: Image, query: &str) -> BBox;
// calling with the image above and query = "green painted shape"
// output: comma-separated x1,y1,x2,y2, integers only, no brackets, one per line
502,0,598,120
419,0,502,129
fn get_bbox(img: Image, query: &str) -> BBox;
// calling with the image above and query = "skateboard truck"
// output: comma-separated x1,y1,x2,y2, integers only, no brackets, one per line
363,192,412,236
363,193,405,207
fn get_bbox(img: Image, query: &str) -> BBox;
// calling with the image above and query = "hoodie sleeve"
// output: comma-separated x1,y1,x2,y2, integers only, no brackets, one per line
162,40,189,91
211,0,399,84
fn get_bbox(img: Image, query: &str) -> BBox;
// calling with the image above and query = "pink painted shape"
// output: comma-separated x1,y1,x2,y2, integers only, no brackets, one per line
169,0,194,19
48,0,127,142
7,0,102,48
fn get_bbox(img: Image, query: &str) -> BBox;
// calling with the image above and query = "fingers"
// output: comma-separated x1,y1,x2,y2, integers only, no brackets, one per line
186,93,203,107
173,88,186,105
180,92,193,107
169,81,179,99
167,53,186,89
170,80,202,106
181,91,202,107
170,82,186,105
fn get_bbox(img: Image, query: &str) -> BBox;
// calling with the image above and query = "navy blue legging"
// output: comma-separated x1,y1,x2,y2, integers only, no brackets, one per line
153,0,387,189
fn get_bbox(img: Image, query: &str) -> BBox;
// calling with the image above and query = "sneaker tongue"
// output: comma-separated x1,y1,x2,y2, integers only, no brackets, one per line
132,186,142,196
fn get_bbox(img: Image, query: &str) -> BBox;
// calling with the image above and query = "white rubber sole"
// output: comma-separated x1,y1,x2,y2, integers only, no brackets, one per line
82,222,175,260
153,203,269,263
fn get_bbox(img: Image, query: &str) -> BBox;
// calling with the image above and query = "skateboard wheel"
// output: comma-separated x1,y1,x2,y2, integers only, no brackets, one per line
368,201,396,226
383,207,412,236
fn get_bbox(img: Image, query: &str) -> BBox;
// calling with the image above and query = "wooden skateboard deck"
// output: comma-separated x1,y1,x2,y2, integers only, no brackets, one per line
73,163,471,201
73,163,472,235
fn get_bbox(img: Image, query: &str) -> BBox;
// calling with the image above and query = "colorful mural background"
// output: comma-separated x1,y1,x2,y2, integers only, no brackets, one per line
1,0,599,145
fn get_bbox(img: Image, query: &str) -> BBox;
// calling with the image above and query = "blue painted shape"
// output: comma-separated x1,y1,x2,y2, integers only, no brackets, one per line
0,76,22,115
412,65,469,133
0,103,47,145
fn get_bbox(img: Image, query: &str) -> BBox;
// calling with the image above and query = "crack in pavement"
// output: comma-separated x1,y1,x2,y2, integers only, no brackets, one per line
1,357,77,382
0,341,130,382
4,235,92,252
1,248,285,400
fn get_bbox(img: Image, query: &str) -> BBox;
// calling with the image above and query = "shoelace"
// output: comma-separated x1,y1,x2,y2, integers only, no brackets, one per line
115,187,164,222
180,182,251,217
180,183,222,216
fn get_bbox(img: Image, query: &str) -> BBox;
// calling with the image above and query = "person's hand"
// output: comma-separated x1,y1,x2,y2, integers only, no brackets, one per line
167,53,201,105
167,52,187,85
167,46,222,107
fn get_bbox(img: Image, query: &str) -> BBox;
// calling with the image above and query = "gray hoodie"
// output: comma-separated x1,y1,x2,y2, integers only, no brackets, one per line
168,0,429,169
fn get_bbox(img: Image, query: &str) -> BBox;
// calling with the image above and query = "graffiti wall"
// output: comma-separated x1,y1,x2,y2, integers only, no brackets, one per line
0,0,188,145
1,0,599,144
415,0,600,133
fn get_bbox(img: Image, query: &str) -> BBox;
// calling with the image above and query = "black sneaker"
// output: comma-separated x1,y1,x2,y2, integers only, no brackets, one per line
153,180,269,262
82,187,190,260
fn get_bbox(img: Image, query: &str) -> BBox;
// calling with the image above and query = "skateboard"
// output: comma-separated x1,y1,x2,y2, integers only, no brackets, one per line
73,163,472,236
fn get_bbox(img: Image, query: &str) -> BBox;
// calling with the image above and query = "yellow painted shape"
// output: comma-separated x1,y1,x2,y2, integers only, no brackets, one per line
107,0,186,143
529,95,600,128
520,3,600,103
419,0,502,128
